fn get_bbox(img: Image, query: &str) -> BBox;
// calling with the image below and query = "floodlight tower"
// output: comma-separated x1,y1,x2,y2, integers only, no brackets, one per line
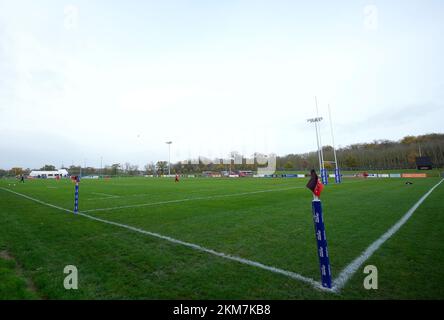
328,104,339,170
307,117,324,174
166,141,172,175
314,97,325,171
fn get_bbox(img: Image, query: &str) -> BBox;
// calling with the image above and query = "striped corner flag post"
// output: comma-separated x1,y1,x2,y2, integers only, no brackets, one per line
312,200,332,288
321,168,328,185
334,168,342,184
74,178,79,214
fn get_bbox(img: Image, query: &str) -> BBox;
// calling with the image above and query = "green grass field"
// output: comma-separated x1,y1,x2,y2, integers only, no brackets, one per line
0,176,443,299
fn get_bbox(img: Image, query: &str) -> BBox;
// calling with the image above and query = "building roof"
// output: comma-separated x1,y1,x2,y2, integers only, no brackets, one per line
29,169,69,175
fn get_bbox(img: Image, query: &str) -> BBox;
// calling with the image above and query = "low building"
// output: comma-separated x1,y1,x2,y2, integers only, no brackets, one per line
29,169,69,178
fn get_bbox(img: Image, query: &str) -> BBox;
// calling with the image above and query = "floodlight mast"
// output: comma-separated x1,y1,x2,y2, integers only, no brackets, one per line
307,117,324,174
315,97,325,171
166,141,172,175
328,104,339,170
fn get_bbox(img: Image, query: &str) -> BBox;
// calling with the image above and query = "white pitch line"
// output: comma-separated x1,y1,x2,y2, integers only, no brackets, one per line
0,187,73,213
91,192,119,198
86,192,120,201
331,178,444,292
82,186,306,213
0,186,328,292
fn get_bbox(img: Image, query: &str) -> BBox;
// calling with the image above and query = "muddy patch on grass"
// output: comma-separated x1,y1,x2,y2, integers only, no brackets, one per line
0,250,14,260
0,249,41,298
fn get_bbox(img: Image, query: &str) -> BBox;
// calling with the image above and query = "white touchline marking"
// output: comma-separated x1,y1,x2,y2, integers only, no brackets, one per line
91,192,119,198
0,186,329,292
0,187,74,213
331,178,444,292
5,179,438,293
86,192,120,201
81,180,363,203
82,186,306,213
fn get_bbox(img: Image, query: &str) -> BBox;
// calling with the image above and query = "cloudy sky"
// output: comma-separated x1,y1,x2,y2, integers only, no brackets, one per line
1,0,443,169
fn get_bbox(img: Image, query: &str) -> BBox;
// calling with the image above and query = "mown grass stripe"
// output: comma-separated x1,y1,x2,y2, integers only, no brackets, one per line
331,178,444,292
0,187,327,291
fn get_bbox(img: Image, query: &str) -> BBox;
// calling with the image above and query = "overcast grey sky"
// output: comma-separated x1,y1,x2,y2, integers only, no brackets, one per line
1,0,443,169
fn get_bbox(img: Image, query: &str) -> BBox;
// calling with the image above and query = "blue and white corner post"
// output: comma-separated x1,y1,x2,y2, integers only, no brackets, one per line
334,168,342,184
312,198,332,288
321,168,328,185
74,176,80,214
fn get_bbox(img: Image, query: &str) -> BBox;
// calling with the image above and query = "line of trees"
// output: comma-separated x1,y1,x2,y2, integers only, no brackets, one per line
1,134,442,178
277,133,444,171
0,165,57,178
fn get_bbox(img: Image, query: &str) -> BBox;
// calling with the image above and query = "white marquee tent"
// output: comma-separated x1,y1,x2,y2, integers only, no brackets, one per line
29,169,69,178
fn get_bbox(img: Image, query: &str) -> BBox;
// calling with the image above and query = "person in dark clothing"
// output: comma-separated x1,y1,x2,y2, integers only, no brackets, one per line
20,175,25,183
306,169,318,191
306,169,323,200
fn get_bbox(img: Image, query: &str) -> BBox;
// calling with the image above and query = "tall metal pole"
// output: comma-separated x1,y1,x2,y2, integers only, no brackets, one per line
315,97,325,170
307,117,323,175
328,104,339,169
166,141,172,176
314,121,322,174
